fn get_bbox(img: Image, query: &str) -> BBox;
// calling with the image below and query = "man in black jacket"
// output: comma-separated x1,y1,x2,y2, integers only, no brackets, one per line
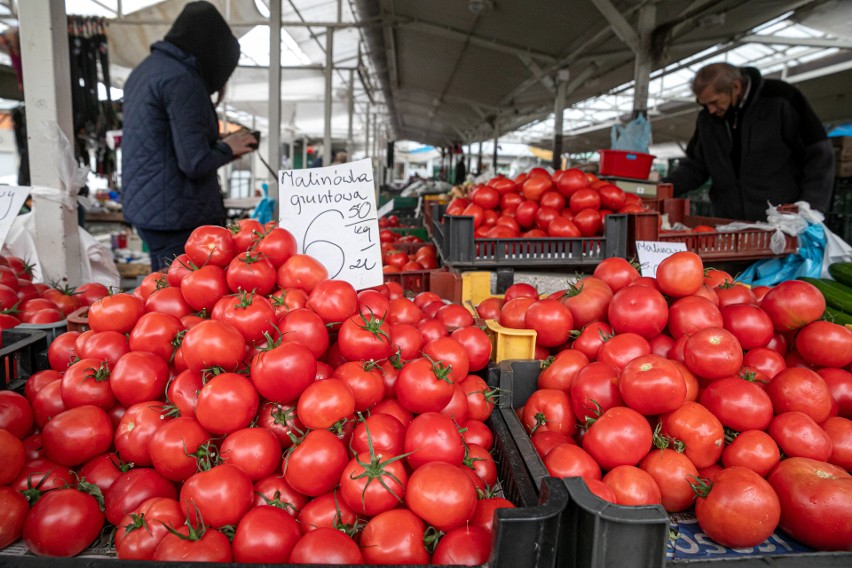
122,1,257,270
665,63,834,221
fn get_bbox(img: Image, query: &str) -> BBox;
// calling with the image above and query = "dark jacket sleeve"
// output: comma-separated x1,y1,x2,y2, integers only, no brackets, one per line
163,76,233,180
664,130,709,196
786,89,835,212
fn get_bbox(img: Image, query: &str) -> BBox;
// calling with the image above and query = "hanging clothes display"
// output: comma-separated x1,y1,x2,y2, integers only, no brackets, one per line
68,15,118,182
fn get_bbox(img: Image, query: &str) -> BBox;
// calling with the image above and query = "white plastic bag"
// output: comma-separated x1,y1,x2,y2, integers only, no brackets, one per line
611,115,651,153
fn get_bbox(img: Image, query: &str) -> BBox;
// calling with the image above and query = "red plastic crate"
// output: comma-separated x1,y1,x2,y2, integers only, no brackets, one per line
598,149,655,179
628,199,798,261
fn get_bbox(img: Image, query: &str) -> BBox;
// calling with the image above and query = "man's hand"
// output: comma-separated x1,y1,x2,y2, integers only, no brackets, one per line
223,131,258,158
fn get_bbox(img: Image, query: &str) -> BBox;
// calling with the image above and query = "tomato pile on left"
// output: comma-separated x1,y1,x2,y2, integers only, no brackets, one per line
0,256,109,328
0,219,508,565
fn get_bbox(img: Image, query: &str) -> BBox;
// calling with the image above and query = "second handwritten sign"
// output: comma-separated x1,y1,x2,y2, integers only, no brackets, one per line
279,158,383,290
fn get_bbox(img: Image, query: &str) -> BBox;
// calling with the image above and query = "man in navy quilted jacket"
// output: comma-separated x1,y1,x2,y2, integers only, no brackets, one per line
122,1,257,270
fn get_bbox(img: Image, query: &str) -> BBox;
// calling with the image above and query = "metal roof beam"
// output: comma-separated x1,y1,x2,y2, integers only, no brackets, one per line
517,54,556,94
739,34,852,49
591,0,640,52
397,20,557,63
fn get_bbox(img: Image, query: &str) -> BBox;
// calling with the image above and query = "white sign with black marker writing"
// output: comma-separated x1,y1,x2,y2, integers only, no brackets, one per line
279,159,383,290
0,186,30,249
635,240,688,278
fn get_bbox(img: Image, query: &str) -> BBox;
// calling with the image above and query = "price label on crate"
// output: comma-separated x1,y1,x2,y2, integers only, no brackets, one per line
279,159,383,290
635,240,687,278
0,186,30,248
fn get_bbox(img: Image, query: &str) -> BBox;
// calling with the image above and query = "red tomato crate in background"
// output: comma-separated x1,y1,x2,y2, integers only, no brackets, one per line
628,198,798,262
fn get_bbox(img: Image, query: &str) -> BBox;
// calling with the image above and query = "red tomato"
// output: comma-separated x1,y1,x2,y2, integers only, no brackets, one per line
720,303,774,350
181,319,246,373
768,411,832,461
544,443,601,482
766,367,832,423
251,341,317,404
87,293,144,334
668,296,722,339
722,430,780,477
277,254,328,293
406,461,477,531
115,497,185,560
760,280,825,331
569,188,601,214
111,351,170,406
525,299,574,347
594,257,640,292
499,297,537,329
597,332,651,371
220,427,282,481
41,405,112,467
683,327,743,381
432,525,491,565
195,373,259,435
602,465,662,506
225,252,277,296
619,354,686,415
289,527,364,563
284,429,348,497
337,312,393,361
23,485,105,557
660,402,725,469
0,486,28,549
359,508,430,564
521,388,574,435
743,347,787,379
699,374,774,432
767,457,852,551
0,391,34,438
795,320,852,368
522,175,554,202
180,464,253,528
639,448,698,512
715,283,756,307
153,521,232,562
114,401,170,467
256,227,297,268
583,406,653,470
555,277,612,330
538,350,590,392
819,368,852,419
656,251,704,298
608,285,668,339
232,505,302,563
693,466,780,548
184,225,236,267
404,412,465,470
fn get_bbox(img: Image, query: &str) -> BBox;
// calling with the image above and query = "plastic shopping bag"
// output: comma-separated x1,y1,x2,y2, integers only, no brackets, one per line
611,115,651,153
251,183,276,225
735,201,852,286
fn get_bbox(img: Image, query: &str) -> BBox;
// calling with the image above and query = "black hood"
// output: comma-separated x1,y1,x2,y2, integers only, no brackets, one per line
164,1,240,94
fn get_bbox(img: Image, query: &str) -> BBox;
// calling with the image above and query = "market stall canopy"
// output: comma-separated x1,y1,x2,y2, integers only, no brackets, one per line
354,0,852,147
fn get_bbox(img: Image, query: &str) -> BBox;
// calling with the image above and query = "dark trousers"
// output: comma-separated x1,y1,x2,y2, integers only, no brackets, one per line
136,227,196,272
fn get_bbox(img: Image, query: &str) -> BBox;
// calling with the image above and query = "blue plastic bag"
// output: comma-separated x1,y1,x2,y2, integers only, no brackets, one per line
611,115,651,153
737,224,825,286
250,183,276,225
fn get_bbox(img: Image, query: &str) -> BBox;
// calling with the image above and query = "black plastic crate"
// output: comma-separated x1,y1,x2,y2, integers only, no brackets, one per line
1,328,49,388
430,204,628,269
493,360,852,568
0,365,570,568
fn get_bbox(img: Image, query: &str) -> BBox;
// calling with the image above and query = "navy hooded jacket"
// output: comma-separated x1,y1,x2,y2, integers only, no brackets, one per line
121,40,235,230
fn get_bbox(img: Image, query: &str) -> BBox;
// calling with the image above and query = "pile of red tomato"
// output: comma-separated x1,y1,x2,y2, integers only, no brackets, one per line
476,254,852,551
379,232,439,274
444,168,650,239
0,257,109,328
0,220,509,564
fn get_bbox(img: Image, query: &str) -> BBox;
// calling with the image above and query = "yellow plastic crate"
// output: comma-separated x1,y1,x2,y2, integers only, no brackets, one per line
485,319,537,363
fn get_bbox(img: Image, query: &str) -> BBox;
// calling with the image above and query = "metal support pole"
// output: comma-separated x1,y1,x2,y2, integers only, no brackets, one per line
302,137,308,169
250,115,257,196
372,113,378,163
477,140,483,175
552,69,568,170
19,0,83,285
323,25,334,166
365,106,371,159
632,3,656,118
268,0,282,213
492,122,499,174
347,70,355,154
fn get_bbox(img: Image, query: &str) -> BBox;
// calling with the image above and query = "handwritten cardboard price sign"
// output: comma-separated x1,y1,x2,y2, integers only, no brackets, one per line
279,159,383,290
0,186,30,249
